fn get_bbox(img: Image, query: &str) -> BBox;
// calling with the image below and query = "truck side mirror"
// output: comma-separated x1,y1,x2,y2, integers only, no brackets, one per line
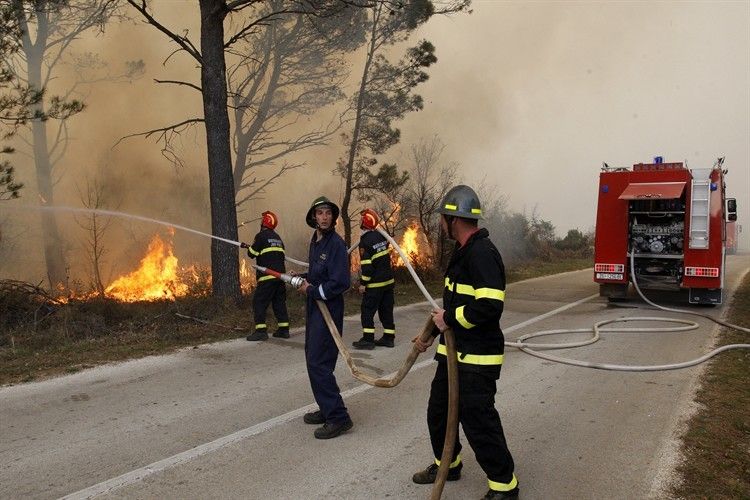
726,198,737,221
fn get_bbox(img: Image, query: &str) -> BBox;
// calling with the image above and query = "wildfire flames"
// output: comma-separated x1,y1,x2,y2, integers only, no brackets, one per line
393,224,430,267
105,234,189,302
240,259,256,293
53,232,256,303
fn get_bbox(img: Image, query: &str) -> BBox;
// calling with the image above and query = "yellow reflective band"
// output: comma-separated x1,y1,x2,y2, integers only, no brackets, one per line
455,305,475,329
363,328,376,333
471,208,482,214
475,288,505,301
444,204,457,210
258,275,276,282
444,278,474,296
360,259,372,265
371,248,391,260
259,246,284,255
435,455,462,468
383,329,395,334
277,322,289,327
248,247,260,256
360,276,371,281
366,278,395,288
488,474,518,492
445,278,504,301
255,324,267,329
436,344,503,366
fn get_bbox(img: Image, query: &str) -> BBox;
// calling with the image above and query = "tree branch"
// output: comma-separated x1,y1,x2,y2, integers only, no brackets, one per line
154,78,202,92
125,0,202,63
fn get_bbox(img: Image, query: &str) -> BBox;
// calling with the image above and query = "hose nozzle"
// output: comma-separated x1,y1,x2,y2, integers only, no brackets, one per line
252,264,304,289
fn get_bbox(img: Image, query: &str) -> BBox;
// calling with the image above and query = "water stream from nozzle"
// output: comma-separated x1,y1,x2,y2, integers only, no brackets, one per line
8,205,243,247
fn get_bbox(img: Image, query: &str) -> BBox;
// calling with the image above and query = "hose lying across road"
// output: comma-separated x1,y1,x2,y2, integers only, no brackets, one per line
501,251,750,371
283,231,749,498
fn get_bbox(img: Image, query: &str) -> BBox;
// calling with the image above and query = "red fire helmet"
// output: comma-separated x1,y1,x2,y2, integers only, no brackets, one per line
261,210,278,230
360,208,379,230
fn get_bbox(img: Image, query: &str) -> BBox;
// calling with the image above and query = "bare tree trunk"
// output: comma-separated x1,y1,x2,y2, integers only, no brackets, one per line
200,0,240,301
23,11,68,289
340,4,380,247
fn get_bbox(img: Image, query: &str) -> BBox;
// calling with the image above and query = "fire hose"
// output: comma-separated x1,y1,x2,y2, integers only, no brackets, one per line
244,233,459,500
496,250,750,371
244,232,750,498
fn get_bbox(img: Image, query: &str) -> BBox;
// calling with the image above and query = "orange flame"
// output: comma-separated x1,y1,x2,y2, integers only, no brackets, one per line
394,224,430,268
239,259,257,293
105,234,188,302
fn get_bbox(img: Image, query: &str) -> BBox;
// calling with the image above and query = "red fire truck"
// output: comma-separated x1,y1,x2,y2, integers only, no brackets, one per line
594,157,738,304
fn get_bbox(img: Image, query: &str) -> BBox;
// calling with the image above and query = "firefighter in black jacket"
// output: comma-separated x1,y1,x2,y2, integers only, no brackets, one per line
246,211,290,341
352,208,396,350
412,185,519,500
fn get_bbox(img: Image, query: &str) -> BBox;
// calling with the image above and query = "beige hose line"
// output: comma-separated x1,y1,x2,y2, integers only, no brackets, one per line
314,306,459,500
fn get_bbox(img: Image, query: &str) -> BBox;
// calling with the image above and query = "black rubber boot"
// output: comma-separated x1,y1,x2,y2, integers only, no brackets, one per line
303,410,325,425
412,463,462,484
374,335,394,348
481,487,519,500
352,335,375,350
272,330,290,339
246,330,268,341
313,419,353,439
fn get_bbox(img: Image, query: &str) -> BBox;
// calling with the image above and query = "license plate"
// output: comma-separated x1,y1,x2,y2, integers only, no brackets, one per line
596,272,624,280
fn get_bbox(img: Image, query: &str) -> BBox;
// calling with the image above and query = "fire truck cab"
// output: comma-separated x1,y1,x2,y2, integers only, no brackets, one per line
594,157,737,304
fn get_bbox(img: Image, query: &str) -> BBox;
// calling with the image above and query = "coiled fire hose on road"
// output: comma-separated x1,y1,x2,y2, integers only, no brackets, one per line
499,250,750,371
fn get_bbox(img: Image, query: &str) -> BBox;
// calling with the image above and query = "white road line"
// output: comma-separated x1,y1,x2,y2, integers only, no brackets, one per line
60,292,599,499
503,293,599,334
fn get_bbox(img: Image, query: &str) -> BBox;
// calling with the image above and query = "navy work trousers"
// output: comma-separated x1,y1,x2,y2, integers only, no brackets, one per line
305,295,349,424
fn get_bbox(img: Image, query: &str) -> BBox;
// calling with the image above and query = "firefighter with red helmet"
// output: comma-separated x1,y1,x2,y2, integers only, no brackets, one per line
412,185,519,499
352,208,396,350
246,210,290,341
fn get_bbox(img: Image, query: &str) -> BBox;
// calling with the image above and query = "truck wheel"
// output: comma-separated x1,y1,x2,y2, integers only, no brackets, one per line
600,283,628,301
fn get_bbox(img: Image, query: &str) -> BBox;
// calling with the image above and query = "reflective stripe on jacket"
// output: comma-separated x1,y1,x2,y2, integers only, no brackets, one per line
359,229,394,289
248,228,286,280
435,227,506,374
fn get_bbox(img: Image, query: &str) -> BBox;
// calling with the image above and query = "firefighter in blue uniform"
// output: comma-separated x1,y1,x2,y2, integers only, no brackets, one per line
246,211,290,341
412,185,519,500
352,208,396,350
296,196,353,439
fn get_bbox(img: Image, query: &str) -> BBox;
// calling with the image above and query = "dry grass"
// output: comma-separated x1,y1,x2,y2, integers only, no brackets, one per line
0,257,592,386
669,272,750,500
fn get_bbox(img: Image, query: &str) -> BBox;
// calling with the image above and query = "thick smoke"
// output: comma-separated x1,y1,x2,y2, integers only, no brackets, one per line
2,2,748,286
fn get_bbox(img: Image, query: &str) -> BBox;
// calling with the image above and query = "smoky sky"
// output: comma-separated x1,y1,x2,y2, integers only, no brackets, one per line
405,1,749,241
2,1,748,284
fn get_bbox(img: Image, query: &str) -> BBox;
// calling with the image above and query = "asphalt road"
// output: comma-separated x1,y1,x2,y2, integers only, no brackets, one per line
1,254,748,500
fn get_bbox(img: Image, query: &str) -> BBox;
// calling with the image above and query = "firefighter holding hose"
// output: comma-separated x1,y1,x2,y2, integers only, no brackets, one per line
245,211,290,341
352,208,396,350
294,196,354,439
412,185,519,499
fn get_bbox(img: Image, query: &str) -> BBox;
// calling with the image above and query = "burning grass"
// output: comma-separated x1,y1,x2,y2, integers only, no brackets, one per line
0,255,594,385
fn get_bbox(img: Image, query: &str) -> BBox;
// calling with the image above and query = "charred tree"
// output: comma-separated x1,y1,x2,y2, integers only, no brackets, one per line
125,0,379,300
198,0,241,300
